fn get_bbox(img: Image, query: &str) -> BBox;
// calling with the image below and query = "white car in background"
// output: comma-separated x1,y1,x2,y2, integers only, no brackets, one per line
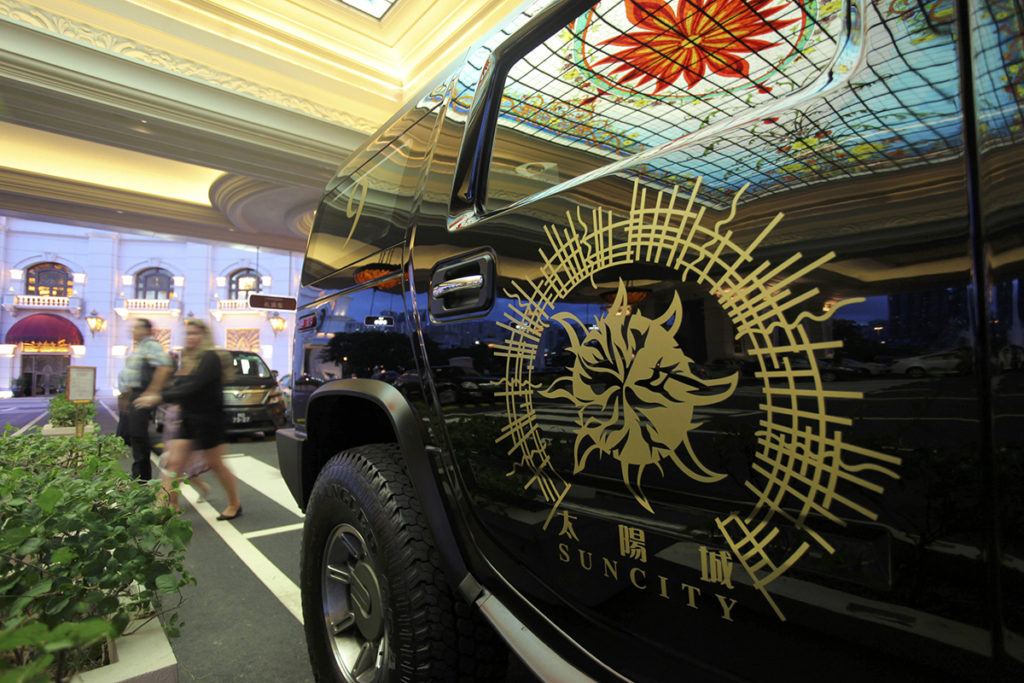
890,349,969,378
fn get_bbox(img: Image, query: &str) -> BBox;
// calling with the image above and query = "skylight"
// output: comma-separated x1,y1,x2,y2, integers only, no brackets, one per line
337,0,396,20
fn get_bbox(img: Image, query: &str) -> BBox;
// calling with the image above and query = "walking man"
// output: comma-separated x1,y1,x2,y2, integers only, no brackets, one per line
121,318,172,480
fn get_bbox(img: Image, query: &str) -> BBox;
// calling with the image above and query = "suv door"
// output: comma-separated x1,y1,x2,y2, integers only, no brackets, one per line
407,0,1019,679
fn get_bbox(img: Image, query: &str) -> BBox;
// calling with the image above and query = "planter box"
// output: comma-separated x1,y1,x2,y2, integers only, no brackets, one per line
40,423,97,437
73,617,177,683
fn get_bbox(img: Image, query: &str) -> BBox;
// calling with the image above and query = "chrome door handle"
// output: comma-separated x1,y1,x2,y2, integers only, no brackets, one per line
428,249,495,320
431,274,484,299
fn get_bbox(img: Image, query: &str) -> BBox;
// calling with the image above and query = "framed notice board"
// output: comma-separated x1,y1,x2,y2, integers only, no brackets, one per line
66,366,96,402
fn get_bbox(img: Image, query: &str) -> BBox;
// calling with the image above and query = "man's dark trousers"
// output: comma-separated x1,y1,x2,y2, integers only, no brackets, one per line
128,389,154,480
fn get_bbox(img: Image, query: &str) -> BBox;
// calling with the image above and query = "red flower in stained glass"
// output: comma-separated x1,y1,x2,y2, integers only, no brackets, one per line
593,0,801,94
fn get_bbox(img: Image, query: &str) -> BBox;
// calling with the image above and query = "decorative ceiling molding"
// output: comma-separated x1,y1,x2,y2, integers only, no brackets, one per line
284,202,315,238
0,0,377,132
0,0,531,252
210,173,319,240
0,167,305,251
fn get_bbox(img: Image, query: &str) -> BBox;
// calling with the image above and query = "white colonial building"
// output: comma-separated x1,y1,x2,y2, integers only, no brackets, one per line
0,215,301,398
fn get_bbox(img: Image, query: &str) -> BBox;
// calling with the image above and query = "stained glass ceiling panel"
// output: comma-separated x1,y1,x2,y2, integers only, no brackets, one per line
337,0,397,20
499,0,842,155
443,0,1015,210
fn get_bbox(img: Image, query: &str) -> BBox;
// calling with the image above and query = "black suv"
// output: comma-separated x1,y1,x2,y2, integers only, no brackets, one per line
277,1,1022,680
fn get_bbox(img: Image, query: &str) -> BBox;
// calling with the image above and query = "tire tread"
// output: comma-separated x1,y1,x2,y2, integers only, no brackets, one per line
301,443,506,682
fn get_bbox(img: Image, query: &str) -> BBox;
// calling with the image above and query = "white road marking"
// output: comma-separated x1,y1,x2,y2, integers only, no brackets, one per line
176,482,304,625
151,449,299,519
151,449,306,626
244,523,305,539
12,411,48,436
225,454,304,519
100,400,119,420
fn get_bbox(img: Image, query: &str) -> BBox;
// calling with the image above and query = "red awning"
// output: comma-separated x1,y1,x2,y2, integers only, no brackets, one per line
5,313,84,345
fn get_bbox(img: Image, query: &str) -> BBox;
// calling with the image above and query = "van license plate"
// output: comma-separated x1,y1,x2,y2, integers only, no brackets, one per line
232,413,250,424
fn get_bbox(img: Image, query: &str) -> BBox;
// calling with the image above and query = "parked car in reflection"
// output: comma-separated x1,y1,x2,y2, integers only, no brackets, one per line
393,365,499,404
703,357,757,379
370,368,401,383
818,360,872,382
833,358,889,376
890,349,971,378
753,354,871,382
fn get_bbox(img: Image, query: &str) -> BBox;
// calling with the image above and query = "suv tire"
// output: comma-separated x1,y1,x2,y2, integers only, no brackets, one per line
300,443,506,682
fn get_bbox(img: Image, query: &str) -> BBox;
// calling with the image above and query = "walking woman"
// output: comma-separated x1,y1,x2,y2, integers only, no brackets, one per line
136,319,242,520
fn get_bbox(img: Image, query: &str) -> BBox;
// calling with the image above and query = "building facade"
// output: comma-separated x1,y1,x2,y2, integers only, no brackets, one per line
0,215,301,398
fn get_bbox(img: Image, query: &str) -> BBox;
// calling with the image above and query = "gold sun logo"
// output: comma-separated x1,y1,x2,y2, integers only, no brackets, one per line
495,178,901,620
540,280,738,513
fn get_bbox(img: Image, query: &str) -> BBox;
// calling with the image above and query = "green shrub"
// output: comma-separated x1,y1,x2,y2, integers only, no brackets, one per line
46,395,96,428
0,430,193,681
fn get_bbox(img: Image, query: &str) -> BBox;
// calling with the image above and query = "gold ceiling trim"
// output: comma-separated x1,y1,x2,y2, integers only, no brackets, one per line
0,0,377,132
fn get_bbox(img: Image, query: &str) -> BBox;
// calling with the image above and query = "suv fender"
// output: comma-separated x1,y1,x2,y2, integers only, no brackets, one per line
282,378,472,593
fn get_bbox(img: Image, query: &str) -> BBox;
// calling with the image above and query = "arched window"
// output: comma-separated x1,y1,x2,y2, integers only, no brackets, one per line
135,268,175,300
228,268,261,300
25,262,73,297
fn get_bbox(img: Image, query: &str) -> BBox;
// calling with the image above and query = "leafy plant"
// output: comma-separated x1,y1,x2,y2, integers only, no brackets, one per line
0,430,194,681
46,395,96,428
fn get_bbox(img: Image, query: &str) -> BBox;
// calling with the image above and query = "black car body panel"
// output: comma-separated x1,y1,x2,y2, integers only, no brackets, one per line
281,0,1024,679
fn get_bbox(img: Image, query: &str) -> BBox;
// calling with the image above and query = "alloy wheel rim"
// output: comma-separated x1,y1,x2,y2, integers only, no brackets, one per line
321,524,388,683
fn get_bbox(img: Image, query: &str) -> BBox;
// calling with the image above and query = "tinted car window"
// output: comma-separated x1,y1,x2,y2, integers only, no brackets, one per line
231,352,272,378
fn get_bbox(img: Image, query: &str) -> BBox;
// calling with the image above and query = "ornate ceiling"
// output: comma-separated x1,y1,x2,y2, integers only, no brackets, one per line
0,0,524,252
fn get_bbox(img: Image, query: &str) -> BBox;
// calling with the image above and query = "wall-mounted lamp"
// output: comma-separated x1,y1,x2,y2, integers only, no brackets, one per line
9,269,23,280
85,310,106,336
121,274,133,286
268,313,286,335
172,276,185,288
